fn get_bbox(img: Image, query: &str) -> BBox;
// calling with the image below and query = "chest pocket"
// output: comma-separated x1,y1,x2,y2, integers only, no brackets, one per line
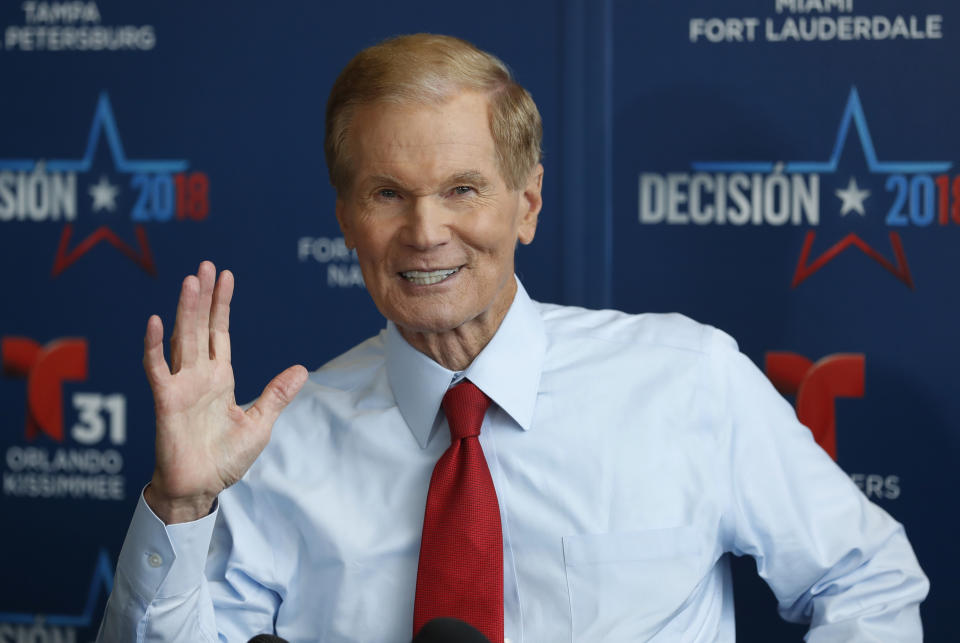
562,527,705,642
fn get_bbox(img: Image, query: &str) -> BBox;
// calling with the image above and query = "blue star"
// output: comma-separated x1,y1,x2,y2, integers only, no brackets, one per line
0,92,187,174
0,549,113,626
691,87,951,175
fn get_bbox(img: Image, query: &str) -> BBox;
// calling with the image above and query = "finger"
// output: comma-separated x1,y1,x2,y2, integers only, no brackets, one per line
142,314,171,387
209,269,234,362
196,261,216,360
246,365,309,429
171,275,200,372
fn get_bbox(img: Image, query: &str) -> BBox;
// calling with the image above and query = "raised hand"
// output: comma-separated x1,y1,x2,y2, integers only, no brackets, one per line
142,261,308,524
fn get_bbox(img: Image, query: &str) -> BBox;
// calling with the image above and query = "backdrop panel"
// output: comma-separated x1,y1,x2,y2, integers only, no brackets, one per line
611,0,958,638
0,1,955,641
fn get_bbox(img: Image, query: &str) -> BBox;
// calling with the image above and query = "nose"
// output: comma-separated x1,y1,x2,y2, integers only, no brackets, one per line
402,196,450,250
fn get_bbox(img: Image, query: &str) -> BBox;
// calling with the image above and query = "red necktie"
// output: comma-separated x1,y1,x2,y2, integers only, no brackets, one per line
413,379,503,643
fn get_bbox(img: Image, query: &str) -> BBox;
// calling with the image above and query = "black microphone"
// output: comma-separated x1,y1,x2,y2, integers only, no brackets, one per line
412,617,493,643
247,635,289,643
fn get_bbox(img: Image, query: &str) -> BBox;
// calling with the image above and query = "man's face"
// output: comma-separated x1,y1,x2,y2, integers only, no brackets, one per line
336,91,542,341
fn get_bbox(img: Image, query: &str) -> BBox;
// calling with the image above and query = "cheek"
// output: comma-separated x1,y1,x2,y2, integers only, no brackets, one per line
463,214,521,253
353,223,396,267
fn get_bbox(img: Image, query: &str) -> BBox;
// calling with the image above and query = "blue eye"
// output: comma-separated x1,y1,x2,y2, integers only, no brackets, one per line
453,186,473,195
378,189,398,199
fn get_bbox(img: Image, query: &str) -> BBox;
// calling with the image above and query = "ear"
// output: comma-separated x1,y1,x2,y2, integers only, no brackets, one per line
516,163,543,246
335,198,355,249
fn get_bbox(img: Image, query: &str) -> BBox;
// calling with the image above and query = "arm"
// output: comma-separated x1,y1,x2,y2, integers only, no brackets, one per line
710,333,928,641
97,261,307,642
97,495,224,642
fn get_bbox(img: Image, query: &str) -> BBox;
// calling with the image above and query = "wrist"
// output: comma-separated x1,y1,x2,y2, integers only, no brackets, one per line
144,482,217,525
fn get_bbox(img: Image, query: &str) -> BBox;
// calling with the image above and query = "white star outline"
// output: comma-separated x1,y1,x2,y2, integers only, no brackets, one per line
88,175,120,212
835,177,870,216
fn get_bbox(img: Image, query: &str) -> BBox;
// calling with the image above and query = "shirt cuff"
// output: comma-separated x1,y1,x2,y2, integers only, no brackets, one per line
116,489,219,601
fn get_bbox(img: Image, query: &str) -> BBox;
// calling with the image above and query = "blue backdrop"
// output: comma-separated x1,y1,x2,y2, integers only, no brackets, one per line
0,1,955,640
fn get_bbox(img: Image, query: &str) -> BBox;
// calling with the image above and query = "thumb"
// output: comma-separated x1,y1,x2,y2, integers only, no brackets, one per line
248,364,309,427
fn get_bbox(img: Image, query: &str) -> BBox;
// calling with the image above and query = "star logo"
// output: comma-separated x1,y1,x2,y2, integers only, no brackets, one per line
0,92,194,277
835,177,870,217
88,176,119,212
0,549,114,627
693,87,952,289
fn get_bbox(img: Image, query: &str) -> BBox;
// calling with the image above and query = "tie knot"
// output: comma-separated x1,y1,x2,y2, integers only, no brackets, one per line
442,380,491,441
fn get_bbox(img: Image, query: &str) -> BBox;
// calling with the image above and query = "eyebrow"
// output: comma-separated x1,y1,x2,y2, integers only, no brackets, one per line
447,171,491,188
365,173,406,188
362,170,492,191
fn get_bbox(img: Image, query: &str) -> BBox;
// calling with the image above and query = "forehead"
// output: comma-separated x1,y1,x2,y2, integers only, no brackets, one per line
347,91,500,187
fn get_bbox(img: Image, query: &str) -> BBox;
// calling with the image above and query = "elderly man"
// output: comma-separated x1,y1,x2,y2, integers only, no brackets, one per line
97,34,927,642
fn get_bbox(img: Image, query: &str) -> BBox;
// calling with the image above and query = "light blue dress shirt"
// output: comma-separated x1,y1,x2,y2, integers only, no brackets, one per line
97,279,927,642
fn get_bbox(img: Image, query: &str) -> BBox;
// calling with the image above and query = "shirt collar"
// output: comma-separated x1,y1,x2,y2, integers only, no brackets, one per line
386,278,546,448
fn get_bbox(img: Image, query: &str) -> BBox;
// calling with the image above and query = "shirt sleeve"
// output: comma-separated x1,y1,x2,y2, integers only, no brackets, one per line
96,489,281,642
708,330,929,641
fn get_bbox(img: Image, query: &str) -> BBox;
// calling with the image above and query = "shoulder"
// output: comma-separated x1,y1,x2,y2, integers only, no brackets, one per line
275,329,391,424
306,329,388,392
251,329,391,466
534,300,738,357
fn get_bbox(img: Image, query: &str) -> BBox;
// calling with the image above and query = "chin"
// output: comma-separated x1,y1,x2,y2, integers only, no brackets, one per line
393,313,467,335
387,299,480,333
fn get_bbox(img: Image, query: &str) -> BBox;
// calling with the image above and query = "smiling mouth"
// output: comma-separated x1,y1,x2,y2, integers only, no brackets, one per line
400,267,461,285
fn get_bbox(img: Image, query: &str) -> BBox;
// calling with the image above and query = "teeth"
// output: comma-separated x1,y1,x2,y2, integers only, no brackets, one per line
401,268,459,285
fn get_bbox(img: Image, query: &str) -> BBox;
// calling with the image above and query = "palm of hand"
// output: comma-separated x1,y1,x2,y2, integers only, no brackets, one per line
143,262,307,523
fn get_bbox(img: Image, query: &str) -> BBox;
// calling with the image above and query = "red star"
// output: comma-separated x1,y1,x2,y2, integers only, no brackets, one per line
791,231,913,289
52,224,156,277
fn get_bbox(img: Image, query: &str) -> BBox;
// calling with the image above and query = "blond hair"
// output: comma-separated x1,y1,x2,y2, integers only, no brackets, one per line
325,33,542,193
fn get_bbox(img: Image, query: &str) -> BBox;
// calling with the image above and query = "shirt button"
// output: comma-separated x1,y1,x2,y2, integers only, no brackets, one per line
504,638,512,643
147,552,163,568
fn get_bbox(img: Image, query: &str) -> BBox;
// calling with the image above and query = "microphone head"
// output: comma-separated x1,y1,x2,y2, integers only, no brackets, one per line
247,635,289,643
413,617,493,643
